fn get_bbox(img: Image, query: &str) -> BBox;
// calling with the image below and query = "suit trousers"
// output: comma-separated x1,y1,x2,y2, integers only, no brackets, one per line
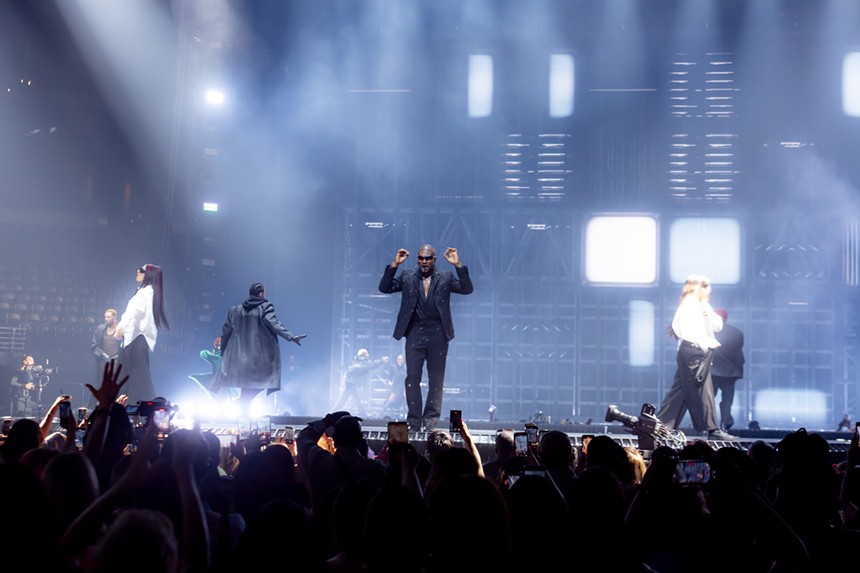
404,323,449,430
657,342,719,433
712,375,739,429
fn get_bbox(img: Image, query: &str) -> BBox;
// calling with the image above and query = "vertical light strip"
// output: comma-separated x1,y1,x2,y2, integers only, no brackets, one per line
846,220,860,286
468,54,494,118
549,54,574,118
843,52,860,117
629,300,655,367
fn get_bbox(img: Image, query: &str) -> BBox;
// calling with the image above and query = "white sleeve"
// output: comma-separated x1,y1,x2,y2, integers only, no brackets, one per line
118,290,146,333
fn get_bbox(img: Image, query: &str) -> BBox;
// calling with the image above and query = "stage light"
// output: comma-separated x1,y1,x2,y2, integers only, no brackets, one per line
248,399,268,420
584,216,657,284
753,389,827,428
203,202,218,212
668,217,740,285
549,54,574,118
468,55,493,118
843,52,860,117
204,88,225,106
629,301,655,367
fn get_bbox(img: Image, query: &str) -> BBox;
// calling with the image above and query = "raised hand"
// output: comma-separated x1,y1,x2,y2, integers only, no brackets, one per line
292,334,308,346
443,247,461,267
171,428,207,469
392,248,410,267
85,359,129,409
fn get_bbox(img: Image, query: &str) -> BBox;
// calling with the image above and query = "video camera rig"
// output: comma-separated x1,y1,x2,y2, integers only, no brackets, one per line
605,403,687,450
126,398,177,419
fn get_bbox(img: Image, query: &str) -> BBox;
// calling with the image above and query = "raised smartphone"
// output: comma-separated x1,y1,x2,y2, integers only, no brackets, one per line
449,409,463,433
388,421,409,444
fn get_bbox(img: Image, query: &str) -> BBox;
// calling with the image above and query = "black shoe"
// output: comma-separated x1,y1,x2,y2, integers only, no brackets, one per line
708,429,738,441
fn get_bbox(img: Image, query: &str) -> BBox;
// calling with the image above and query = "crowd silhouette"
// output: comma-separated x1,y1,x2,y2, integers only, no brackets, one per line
2,359,859,572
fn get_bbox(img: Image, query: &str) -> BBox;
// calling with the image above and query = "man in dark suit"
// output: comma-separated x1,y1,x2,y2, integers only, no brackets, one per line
378,244,474,431
90,308,121,407
711,308,745,431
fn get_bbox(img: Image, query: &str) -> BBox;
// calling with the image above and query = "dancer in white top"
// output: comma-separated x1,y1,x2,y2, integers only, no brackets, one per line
116,263,169,404
656,274,737,441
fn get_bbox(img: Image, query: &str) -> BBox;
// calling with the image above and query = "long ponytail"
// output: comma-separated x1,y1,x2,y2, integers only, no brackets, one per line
139,263,170,331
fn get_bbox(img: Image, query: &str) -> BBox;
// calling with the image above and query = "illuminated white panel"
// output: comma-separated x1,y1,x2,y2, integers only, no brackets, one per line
202,202,218,212
468,55,493,118
753,389,828,428
584,216,657,284
549,54,574,118
843,52,860,117
629,300,655,367
204,89,225,106
668,218,740,284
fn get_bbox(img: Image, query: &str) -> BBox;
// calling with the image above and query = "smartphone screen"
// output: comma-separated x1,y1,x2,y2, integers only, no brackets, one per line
58,401,71,419
449,410,462,433
153,408,170,432
388,421,409,444
525,424,538,445
674,460,711,486
77,407,88,423
514,432,529,456
522,464,547,478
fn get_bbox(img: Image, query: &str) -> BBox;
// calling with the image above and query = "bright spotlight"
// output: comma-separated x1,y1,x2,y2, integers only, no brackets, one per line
203,202,219,212
204,89,225,106
221,400,241,420
249,399,268,420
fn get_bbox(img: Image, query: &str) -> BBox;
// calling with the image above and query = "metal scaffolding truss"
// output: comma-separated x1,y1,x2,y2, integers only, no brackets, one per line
331,207,858,428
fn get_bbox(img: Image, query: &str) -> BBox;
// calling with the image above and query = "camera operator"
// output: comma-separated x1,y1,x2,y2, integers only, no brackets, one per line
9,355,38,417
